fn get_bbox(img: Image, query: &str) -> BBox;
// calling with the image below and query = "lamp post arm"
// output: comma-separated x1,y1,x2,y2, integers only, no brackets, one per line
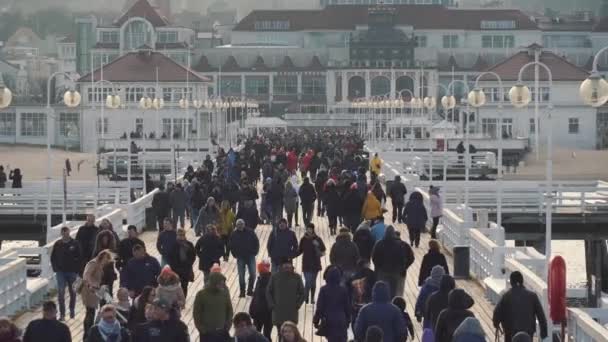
591,45,608,73
517,61,553,90
47,71,77,109
474,71,504,109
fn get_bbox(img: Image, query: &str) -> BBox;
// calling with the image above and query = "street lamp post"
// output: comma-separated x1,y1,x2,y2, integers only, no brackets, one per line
468,72,504,229
510,62,554,330
46,72,81,241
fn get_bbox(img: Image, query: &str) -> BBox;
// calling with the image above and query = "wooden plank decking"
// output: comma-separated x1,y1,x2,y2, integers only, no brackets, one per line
14,202,497,341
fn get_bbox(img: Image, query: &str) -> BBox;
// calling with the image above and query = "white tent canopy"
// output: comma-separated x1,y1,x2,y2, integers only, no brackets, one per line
387,117,432,127
245,117,288,129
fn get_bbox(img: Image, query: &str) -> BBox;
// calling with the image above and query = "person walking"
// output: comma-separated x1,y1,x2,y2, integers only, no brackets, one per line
266,259,306,333
75,214,98,269
325,179,341,235
354,281,406,342
297,223,326,304
122,244,161,298
343,182,363,232
0,165,6,188
267,218,299,272
229,219,260,297
117,225,145,280
85,304,131,342
298,177,317,226
429,186,443,239
369,153,382,180
196,197,220,237
81,250,113,341
152,185,171,230
415,265,445,329
388,176,407,223
127,286,155,331
156,266,186,312
193,272,234,342
218,200,236,262
51,226,82,321
170,183,188,229
361,191,382,222
237,199,260,231
194,224,225,282
9,168,22,188
190,183,205,228
330,227,360,282
353,221,374,262
371,225,415,299
313,266,351,342
348,259,377,330
418,239,449,286
93,229,118,298
156,218,177,267
134,298,190,342
23,301,71,342
279,322,306,342
424,274,455,333
233,312,269,342
493,271,548,342
167,228,196,298
434,289,476,342
284,181,298,228
452,317,486,342
249,260,273,341
370,217,387,243
403,191,428,248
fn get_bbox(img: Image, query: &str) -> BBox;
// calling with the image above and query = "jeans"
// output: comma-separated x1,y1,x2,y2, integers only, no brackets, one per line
172,208,185,228
328,214,338,233
303,271,318,302
191,208,200,229
408,226,422,247
221,235,230,260
286,211,295,227
431,216,441,239
56,271,77,317
302,203,314,226
392,201,404,223
237,256,256,293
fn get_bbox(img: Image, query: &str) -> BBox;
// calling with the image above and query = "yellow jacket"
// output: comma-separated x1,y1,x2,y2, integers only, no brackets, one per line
362,192,383,220
370,156,382,174
218,208,235,236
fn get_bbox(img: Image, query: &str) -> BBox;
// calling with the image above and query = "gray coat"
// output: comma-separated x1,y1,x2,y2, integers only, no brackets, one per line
284,184,298,214
196,205,220,231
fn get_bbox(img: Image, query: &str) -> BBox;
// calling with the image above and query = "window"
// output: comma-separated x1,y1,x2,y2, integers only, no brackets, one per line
162,118,193,138
124,20,152,50
135,118,143,135
303,77,326,96
501,118,513,138
273,76,297,95
482,87,510,102
529,118,536,134
568,118,579,134
442,35,459,48
480,20,516,30
254,20,290,31
529,87,550,102
100,31,119,43
481,35,515,48
157,31,178,43
220,79,241,95
0,113,16,136
481,118,498,138
126,87,156,102
245,77,269,95
87,87,113,103
96,118,108,134
59,113,79,137
415,35,427,48
20,113,46,137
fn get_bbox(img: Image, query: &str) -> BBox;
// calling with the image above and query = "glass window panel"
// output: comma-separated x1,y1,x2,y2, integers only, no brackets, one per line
20,113,46,137
0,112,16,136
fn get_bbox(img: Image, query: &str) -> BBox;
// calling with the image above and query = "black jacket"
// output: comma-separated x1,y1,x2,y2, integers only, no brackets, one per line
267,228,299,263
418,250,449,286
23,318,71,342
329,232,360,274
298,181,317,205
435,289,475,342
194,233,224,272
353,228,374,262
372,229,415,275
236,205,260,231
389,181,407,204
424,275,455,332
229,228,260,260
493,285,548,340
167,240,196,282
152,190,171,216
86,324,131,342
325,185,341,216
298,234,326,273
117,237,145,270
51,238,82,274
134,319,190,342
75,224,99,262
249,273,272,320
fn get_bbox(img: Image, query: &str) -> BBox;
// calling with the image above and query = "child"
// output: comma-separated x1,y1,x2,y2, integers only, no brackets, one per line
114,288,131,325
156,266,186,312
392,297,415,341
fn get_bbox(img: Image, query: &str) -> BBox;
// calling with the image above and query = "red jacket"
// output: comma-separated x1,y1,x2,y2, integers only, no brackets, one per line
286,151,298,172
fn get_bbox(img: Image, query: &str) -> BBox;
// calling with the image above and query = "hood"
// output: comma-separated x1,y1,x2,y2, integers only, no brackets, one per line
410,191,423,203
512,332,532,342
448,288,475,310
206,272,226,289
384,225,397,240
326,266,342,286
425,265,446,288
336,230,352,242
159,283,182,292
356,221,371,231
439,274,456,293
371,281,391,303
365,191,377,202
453,317,485,339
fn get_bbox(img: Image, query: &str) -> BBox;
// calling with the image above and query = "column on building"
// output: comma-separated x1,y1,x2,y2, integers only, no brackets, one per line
297,72,303,101
341,71,348,102
268,73,274,109
415,70,421,98
326,71,335,105
365,71,371,99
240,75,246,99
390,70,396,99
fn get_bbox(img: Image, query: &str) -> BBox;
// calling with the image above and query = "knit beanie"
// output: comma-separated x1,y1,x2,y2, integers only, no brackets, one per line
257,260,271,274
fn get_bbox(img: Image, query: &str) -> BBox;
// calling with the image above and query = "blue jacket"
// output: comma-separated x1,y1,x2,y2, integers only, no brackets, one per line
314,267,351,341
354,282,406,342
122,255,161,293
416,281,440,328
370,222,386,242
452,317,487,342
267,228,298,263
156,230,177,258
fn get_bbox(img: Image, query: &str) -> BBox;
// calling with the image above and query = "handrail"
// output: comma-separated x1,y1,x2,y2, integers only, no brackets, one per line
567,308,608,342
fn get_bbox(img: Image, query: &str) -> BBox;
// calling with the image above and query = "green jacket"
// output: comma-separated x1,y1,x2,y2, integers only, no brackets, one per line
266,269,305,326
193,272,233,334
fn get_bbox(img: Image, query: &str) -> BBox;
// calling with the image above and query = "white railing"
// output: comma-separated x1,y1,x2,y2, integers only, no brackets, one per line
567,309,608,342
505,257,549,316
0,257,27,317
127,189,159,233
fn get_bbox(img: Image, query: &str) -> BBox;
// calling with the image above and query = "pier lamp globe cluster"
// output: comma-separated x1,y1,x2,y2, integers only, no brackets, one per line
139,96,152,109
580,72,608,107
467,88,487,108
509,82,532,108
440,94,456,110
0,85,12,109
63,89,81,108
192,99,203,109
152,97,164,110
106,94,121,109
179,97,189,109
423,96,436,110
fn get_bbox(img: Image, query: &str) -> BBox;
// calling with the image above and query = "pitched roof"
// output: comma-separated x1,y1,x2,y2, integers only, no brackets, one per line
221,56,241,71
193,55,215,72
114,0,169,27
251,56,269,71
593,16,608,32
484,50,589,81
59,33,76,43
78,50,209,83
471,55,488,71
278,56,296,70
234,5,538,31
307,56,325,70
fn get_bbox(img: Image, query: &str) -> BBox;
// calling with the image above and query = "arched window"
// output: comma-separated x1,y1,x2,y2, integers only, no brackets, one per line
123,19,153,51
371,76,390,96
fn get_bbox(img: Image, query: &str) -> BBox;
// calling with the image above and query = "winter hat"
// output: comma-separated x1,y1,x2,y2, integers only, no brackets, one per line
512,332,532,342
427,265,446,288
257,259,271,274
210,263,222,273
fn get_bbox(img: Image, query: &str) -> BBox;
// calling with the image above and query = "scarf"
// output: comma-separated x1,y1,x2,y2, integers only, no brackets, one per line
97,319,122,342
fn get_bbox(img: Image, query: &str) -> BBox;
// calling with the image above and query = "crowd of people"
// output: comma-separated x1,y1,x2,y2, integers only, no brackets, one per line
6,129,548,342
